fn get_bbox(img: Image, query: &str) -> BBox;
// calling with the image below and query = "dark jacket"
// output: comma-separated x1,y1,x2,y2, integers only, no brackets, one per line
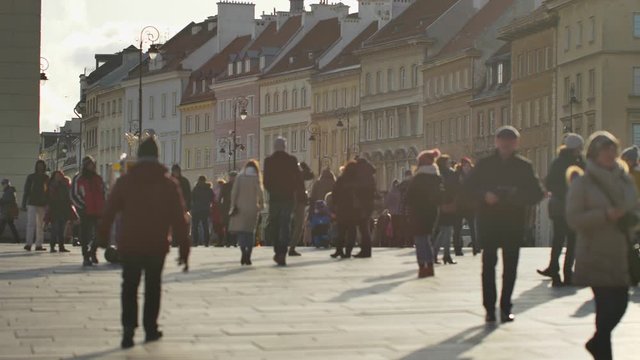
47,180,73,222
310,170,335,204
464,151,545,247
22,172,49,208
98,161,189,261
438,165,461,226
354,158,377,217
175,175,192,211
396,178,411,216
0,186,18,219
191,182,214,214
546,149,585,218
332,173,363,225
263,151,301,204
406,166,443,236
219,180,234,221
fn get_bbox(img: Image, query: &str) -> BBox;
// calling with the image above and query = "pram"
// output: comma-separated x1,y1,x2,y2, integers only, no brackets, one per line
309,200,332,248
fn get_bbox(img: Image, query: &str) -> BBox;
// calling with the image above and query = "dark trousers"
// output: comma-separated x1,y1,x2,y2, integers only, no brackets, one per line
79,214,98,260
482,243,520,313
589,287,628,360
191,212,210,246
548,217,576,277
50,219,67,248
121,255,166,333
453,213,478,253
336,222,357,254
339,218,371,254
0,218,20,242
267,201,293,256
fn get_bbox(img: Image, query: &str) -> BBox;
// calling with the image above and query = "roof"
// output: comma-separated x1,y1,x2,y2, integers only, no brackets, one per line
266,17,341,76
364,0,458,47
86,54,122,85
498,5,557,41
181,35,253,105
127,20,218,79
437,0,514,57
322,21,378,72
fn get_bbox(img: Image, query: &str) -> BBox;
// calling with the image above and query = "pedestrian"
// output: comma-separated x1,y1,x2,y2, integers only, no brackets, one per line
565,131,636,360
71,156,106,266
464,126,545,323
289,161,314,257
0,179,21,243
330,160,360,259
171,165,191,247
396,169,413,247
46,171,73,253
453,157,479,255
433,154,459,265
190,176,214,247
228,160,264,266
98,137,190,349
406,149,443,278
22,159,49,251
219,172,237,247
263,137,302,266
310,168,336,204
352,157,376,258
537,133,585,286
620,145,640,192
385,179,405,247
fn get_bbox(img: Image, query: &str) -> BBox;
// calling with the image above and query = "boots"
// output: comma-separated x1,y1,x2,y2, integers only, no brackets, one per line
121,327,135,349
353,247,371,258
288,247,301,256
418,264,434,278
330,248,344,258
342,247,353,259
443,255,457,265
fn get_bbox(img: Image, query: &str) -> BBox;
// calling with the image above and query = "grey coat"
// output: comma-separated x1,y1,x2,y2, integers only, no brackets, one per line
566,160,637,287
228,172,264,233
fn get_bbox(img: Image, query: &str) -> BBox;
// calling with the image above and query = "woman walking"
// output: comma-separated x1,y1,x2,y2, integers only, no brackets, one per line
433,155,459,264
228,160,264,266
330,161,361,259
47,171,73,252
406,149,443,278
453,157,479,255
566,131,636,360
0,179,21,243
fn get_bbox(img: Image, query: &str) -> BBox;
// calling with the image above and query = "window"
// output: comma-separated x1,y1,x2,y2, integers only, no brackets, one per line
204,147,211,167
205,114,211,131
331,130,337,155
564,26,571,51
501,106,510,126
497,63,504,84
112,100,116,115
634,13,640,37
292,89,298,109
228,63,233,76
291,130,298,152
274,92,280,112
300,130,307,151
118,98,122,114
589,16,596,42
283,90,289,110
488,110,496,135
634,67,640,95
332,90,338,110
265,94,271,113
516,103,523,129
149,96,155,120
399,67,406,89
127,100,133,121
534,98,540,126
524,101,530,128
171,140,177,164
101,103,104,117
412,64,419,88
487,66,494,87
376,71,383,94
195,149,201,168
588,69,596,98
376,116,383,139
245,59,250,73
545,47,553,70
564,77,571,104
341,129,347,154
439,120,444,142
106,102,111,117
314,94,321,113
478,111,485,137
172,92,177,115
454,71,460,91
387,69,394,92
576,73,583,100
161,93,167,117
365,73,372,95
341,88,347,107
351,86,357,106
185,116,192,133
323,92,328,111
301,87,307,107
528,51,535,75
536,49,543,73
388,115,395,138
195,115,201,133
517,54,525,78
185,149,191,169
577,21,583,47
448,119,454,142
247,134,255,157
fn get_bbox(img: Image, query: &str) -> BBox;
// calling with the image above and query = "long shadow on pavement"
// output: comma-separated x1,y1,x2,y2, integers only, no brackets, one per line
328,279,408,303
0,263,120,280
61,346,123,360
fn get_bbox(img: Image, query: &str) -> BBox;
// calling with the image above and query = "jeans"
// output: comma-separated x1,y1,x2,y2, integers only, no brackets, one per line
26,205,45,247
0,217,20,242
79,213,98,260
267,201,293,256
482,243,520,313
548,217,576,277
235,231,254,259
589,287,629,360
191,211,210,246
414,234,434,266
453,214,478,253
290,202,306,247
50,219,67,248
121,255,166,333
434,225,454,258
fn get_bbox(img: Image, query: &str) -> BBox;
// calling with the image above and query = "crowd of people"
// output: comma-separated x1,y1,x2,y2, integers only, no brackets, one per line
1,126,639,358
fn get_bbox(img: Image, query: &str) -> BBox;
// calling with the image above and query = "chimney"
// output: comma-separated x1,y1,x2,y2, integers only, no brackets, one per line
290,0,304,14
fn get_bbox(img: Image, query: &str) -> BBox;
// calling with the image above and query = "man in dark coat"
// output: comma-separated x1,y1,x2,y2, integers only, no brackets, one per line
218,171,237,247
352,158,376,258
289,162,314,256
22,160,49,251
263,137,302,266
98,138,189,349
191,176,214,247
170,165,191,247
537,133,584,286
464,126,545,323
0,179,20,243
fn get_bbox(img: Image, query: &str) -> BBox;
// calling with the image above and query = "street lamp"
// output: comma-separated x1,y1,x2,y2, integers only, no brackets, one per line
219,136,244,173
306,123,322,174
230,96,249,170
40,57,49,85
335,107,351,161
138,26,160,146
564,85,579,133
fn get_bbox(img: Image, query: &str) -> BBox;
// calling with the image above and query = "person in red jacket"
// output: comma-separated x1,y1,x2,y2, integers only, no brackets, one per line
98,138,190,349
71,156,105,266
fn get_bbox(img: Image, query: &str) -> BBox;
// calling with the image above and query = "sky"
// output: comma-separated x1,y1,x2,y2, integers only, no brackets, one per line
40,0,359,132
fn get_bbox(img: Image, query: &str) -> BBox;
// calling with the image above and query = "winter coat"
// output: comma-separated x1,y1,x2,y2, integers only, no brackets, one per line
454,169,475,215
546,149,585,218
219,180,234,223
191,182,214,214
175,175,192,211
406,165,443,236
438,166,461,226
310,171,335,204
464,151,545,248
332,172,367,225
71,173,105,216
22,172,49,207
354,158,377,217
47,180,73,222
263,151,301,204
228,172,264,233
385,185,403,216
396,178,411,216
98,160,189,260
566,160,637,287
0,186,18,220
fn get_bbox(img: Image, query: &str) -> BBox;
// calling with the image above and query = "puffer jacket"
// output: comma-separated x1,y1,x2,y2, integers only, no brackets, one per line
71,173,105,216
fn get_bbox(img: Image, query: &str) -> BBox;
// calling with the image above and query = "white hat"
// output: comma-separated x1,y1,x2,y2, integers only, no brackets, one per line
563,133,584,150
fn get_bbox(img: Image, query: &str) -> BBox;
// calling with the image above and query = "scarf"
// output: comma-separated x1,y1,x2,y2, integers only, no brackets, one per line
585,159,637,211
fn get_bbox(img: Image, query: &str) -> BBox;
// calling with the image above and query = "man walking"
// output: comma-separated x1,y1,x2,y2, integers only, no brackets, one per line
22,160,49,251
263,137,302,266
191,176,214,247
289,162,314,256
219,171,237,247
170,165,191,247
465,126,544,323
71,156,106,266
98,138,190,349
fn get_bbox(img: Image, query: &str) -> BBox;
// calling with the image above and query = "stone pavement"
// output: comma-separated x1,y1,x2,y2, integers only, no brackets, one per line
0,244,638,360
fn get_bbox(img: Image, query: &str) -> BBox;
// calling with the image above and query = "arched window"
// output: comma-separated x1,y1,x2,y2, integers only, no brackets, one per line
399,67,406,89
265,94,271,114
292,89,298,109
283,90,289,110
274,92,280,112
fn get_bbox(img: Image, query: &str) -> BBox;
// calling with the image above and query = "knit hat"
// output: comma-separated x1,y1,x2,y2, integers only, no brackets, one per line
137,137,159,158
563,133,584,150
417,149,441,166
495,126,520,139
273,137,286,152
460,157,472,165
621,146,640,164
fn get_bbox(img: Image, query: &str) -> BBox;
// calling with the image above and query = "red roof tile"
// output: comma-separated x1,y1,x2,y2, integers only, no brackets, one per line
322,21,378,72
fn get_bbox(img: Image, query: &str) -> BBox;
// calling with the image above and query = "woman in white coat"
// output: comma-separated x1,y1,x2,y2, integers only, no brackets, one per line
229,160,265,265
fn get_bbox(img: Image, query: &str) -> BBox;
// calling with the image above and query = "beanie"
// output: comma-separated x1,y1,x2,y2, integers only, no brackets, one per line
417,149,441,166
137,137,159,159
563,133,585,150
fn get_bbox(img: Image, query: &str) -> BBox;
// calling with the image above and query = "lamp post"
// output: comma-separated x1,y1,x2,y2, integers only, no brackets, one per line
335,107,350,161
40,57,49,85
218,136,242,173
231,96,248,170
565,85,579,133
306,123,322,174
138,26,160,146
